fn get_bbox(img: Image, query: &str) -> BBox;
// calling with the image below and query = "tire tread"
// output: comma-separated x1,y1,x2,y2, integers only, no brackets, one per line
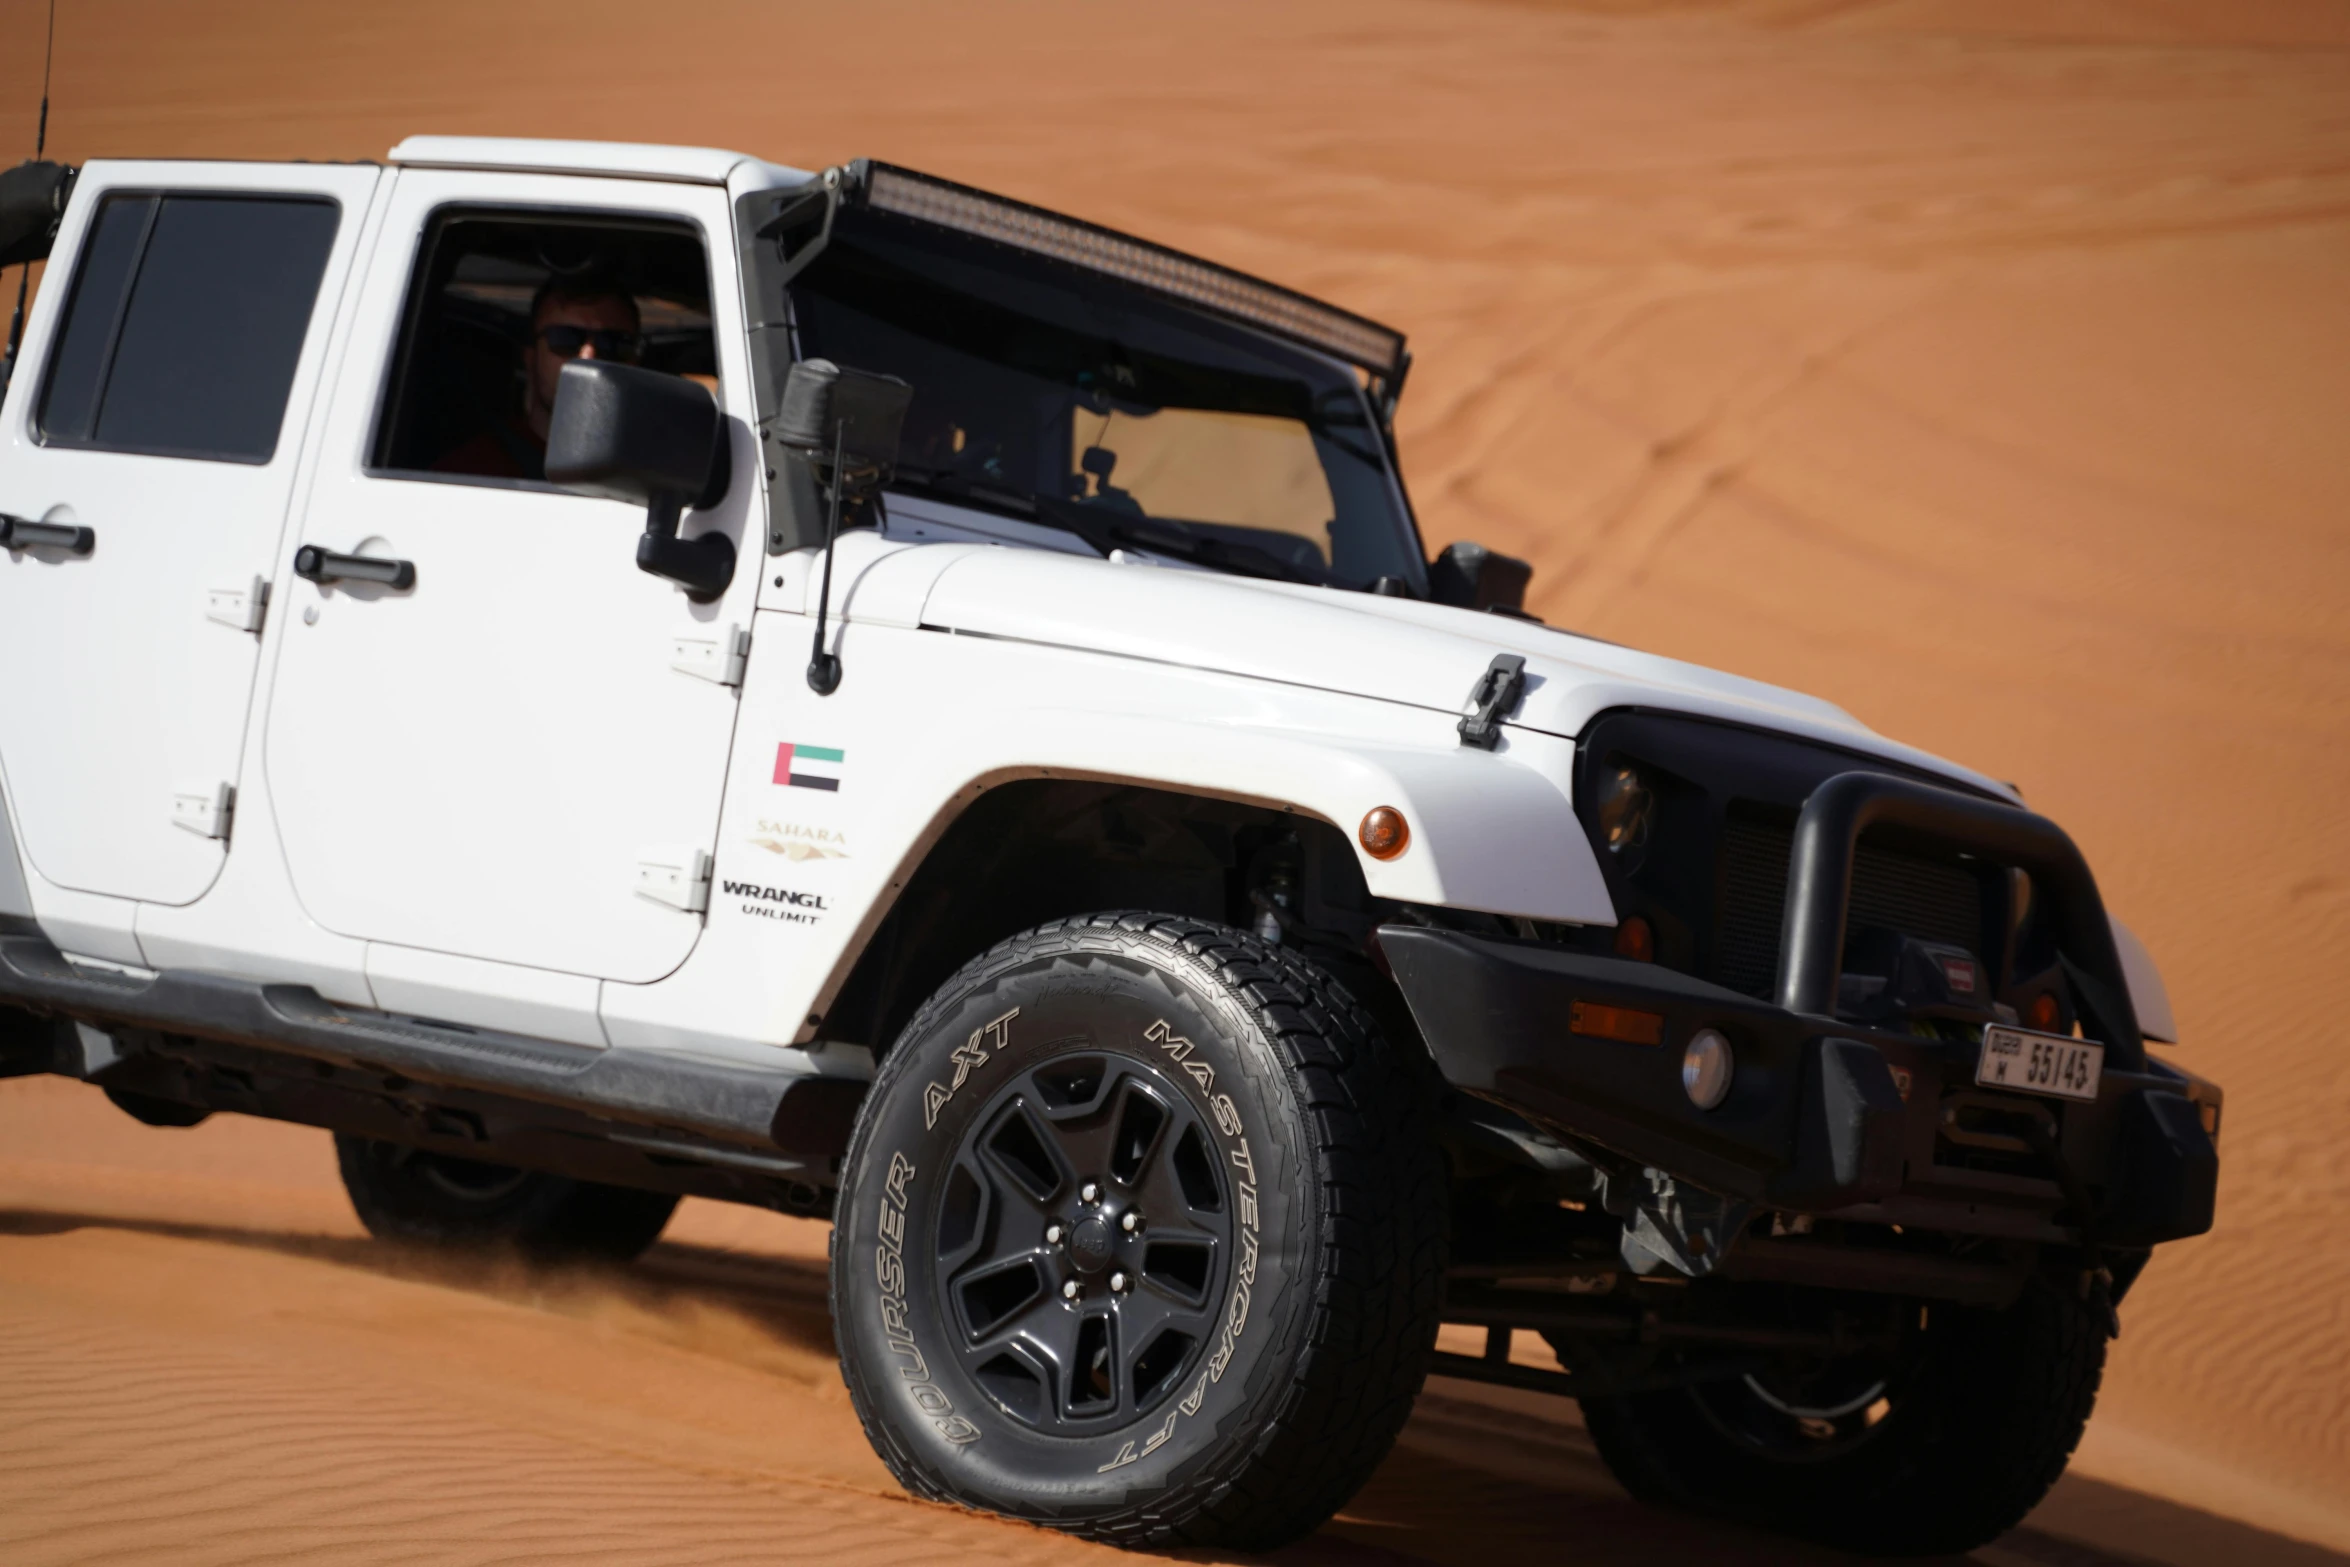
833,912,1446,1551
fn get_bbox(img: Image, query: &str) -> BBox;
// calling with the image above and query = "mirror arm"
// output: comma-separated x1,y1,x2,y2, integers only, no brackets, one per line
806,420,847,695
635,490,736,604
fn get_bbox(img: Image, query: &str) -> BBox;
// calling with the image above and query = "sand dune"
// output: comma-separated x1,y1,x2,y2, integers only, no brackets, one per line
3,1078,2342,1566
2,0,2347,1559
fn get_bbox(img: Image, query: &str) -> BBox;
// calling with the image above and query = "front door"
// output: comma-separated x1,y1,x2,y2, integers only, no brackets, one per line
264,171,760,983
0,161,377,908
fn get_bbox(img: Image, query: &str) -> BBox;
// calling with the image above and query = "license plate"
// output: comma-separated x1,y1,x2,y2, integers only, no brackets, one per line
1976,1025,2103,1102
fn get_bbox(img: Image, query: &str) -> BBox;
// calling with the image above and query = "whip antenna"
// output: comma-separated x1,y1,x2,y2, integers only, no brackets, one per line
2,0,60,401
36,0,54,158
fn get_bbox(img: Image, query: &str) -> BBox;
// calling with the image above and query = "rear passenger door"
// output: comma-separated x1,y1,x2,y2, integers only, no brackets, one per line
0,161,378,908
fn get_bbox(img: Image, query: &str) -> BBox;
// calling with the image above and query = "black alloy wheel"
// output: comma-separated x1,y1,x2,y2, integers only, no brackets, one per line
1579,1277,2108,1555
333,1133,679,1261
832,913,1446,1552
941,1052,1234,1433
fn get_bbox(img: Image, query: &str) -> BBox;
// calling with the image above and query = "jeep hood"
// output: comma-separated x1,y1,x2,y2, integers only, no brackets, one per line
899,547,2011,800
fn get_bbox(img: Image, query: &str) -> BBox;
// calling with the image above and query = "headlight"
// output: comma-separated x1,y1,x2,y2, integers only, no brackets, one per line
1683,1028,1734,1110
1594,764,1653,853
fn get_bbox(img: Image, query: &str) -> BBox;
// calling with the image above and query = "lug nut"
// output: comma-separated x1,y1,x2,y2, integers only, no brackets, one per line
1109,1271,1129,1293
1062,1280,1083,1301
1120,1210,1141,1233
1044,1223,1064,1245
1080,1182,1100,1203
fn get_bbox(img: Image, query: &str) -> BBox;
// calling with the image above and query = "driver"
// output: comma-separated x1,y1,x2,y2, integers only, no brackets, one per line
435,278,642,479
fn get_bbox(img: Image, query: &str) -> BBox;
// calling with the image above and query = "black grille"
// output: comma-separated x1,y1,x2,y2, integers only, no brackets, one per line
1714,819,1984,999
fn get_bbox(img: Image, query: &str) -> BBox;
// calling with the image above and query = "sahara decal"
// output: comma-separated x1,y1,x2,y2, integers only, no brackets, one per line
1097,1018,1262,1474
773,742,845,791
922,1007,1019,1130
724,880,831,924
748,818,849,860
874,1149,980,1446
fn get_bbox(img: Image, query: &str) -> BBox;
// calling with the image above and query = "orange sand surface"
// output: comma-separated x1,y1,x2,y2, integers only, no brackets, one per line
3,0,2348,1560
4,1077,2342,1567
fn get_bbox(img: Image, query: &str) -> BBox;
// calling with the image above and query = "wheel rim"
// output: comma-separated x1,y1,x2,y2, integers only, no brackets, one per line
1693,1355,1902,1460
404,1147,532,1204
932,1050,1232,1435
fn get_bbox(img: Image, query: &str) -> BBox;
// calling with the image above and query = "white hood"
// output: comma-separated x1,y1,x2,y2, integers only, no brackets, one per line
886,545,2011,800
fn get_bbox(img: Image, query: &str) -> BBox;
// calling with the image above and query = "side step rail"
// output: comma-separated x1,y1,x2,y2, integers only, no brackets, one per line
0,935,858,1156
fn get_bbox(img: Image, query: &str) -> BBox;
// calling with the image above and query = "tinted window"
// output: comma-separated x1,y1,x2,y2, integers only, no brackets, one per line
37,193,339,463
36,196,148,440
371,209,715,485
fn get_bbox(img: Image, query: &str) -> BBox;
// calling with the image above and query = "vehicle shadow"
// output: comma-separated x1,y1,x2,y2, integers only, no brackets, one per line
3,1206,2341,1567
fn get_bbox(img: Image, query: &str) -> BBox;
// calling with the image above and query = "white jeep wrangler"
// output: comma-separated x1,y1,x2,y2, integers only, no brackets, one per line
0,138,2220,1555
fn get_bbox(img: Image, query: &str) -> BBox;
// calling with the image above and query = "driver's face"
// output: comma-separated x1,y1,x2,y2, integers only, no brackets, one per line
525,294,640,435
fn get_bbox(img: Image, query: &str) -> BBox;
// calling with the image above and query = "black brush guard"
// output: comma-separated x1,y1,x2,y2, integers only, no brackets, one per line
1384,772,2216,1248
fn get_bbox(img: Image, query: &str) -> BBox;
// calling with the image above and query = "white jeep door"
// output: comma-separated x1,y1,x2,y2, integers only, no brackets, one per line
264,170,759,983
0,161,378,908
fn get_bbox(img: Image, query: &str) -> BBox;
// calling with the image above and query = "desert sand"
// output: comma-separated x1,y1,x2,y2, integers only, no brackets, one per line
2,0,2347,1561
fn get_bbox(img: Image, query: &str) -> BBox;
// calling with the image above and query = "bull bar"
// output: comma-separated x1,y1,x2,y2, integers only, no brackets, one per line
1382,772,2216,1249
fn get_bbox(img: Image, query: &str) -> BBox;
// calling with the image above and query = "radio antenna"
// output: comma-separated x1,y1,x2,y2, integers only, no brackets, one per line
36,0,55,158
1,0,60,401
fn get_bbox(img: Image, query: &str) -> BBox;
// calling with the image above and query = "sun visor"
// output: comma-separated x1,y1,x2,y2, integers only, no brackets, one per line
0,161,77,269
840,159,1407,383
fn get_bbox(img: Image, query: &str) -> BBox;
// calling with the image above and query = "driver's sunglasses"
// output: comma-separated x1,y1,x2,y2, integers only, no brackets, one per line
537,324,643,362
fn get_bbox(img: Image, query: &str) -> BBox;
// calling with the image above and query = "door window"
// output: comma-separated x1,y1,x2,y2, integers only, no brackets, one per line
370,209,716,487
36,193,340,463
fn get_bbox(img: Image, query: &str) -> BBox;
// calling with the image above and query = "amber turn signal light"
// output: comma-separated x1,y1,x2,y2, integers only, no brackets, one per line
1569,1000,1665,1047
1359,806,1410,860
1613,915,1654,962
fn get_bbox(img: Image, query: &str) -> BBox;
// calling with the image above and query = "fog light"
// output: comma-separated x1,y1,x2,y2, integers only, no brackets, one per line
1682,1028,1733,1110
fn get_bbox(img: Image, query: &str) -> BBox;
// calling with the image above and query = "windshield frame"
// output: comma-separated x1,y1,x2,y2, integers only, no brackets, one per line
773,203,1430,595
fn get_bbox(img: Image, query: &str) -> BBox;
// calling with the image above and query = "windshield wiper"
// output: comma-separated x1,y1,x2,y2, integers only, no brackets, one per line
1029,496,1324,586
885,466,1323,586
888,464,1040,518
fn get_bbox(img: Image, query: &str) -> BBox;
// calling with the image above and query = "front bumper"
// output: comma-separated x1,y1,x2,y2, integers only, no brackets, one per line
1382,926,2218,1249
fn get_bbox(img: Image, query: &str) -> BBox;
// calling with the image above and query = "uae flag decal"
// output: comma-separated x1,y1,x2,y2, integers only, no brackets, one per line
773,743,845,792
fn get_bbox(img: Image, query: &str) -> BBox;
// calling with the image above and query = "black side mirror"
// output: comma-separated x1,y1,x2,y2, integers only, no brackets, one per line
546,359,735,602
0,160,77,269
1429,540,1534,616
771,357,912,694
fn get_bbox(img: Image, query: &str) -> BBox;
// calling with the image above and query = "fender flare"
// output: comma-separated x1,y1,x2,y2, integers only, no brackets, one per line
906,707,1617,928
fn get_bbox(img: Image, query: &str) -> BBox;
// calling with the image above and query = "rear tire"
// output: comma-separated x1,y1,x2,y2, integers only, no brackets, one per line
831,913,1445,1551
1578,1276,2106,1555
334,1134,678,1262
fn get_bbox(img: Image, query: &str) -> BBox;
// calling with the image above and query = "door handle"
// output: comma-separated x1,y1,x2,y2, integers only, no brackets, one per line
0,514,95,555
294,544,415,591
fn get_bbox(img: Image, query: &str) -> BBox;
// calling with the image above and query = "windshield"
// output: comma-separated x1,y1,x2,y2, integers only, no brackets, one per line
786,211,1425,589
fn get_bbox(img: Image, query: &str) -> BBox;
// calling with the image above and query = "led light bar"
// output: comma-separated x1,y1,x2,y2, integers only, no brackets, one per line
851,161,1407,381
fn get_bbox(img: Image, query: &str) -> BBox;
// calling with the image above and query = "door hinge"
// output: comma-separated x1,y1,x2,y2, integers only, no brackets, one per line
635,846,712,913
206,576,269,634
672,623,749,687
172,780,235,841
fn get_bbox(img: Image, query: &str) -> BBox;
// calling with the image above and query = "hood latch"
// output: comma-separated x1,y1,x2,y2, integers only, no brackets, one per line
1458,654,1527,750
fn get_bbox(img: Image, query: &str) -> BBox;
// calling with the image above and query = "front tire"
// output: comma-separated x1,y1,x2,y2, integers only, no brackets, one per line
1579,1276,2107,1555
832,913,1445,1551
334,1134,678,1262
